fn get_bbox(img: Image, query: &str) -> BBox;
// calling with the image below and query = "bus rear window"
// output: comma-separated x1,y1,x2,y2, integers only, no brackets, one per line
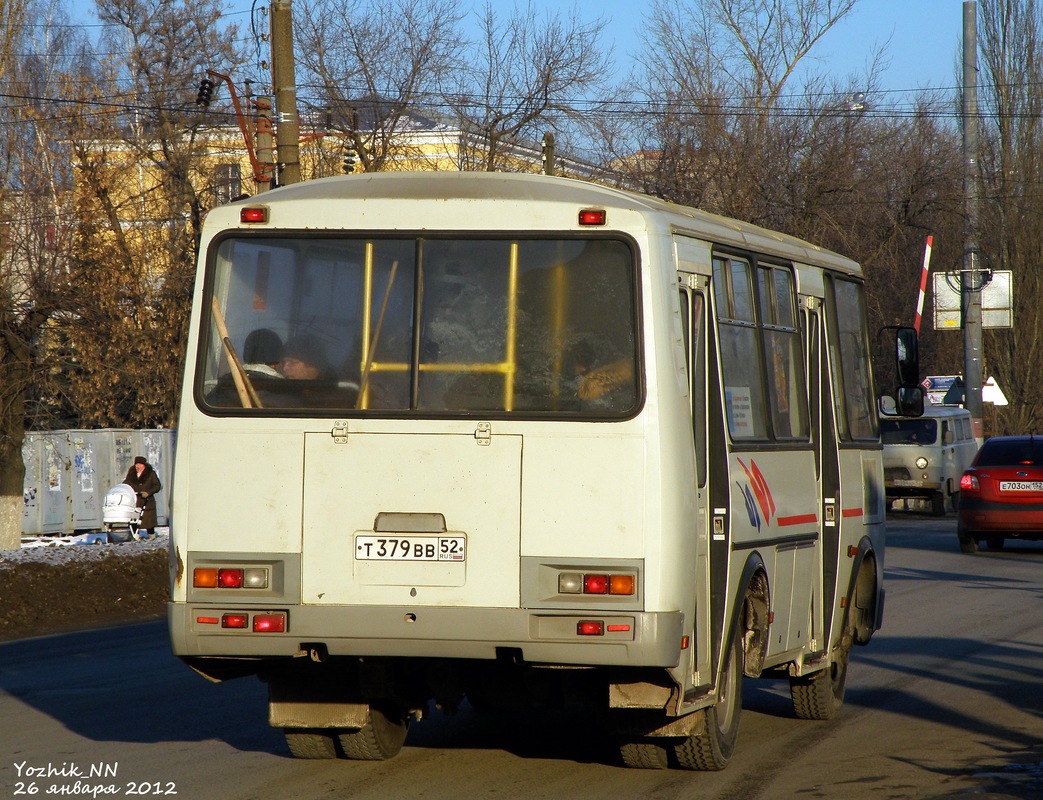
198,236,639,417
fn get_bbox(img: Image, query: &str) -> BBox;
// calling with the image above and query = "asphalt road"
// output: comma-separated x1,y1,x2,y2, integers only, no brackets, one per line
2,513,1042,800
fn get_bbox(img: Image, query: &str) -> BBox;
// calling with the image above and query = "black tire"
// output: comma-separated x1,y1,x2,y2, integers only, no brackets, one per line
284,729,338,759
930,491,946,517
672,625,743,770
336,705,409,761
789,647,849,720
619,740,670,769
986,536,1005,551
957,523,978,553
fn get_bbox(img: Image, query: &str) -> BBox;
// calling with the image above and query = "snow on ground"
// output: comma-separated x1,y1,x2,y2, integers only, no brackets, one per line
0,528,170,567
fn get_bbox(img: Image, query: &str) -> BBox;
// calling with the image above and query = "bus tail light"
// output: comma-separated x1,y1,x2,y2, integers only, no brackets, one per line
558,572,636,596
193,566,270,589
218,568,244,588
577,620,604,636
221,613,249,629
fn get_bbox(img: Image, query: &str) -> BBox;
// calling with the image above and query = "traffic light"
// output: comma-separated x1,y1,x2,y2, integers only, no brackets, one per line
343,145,356,174
196,78,215,107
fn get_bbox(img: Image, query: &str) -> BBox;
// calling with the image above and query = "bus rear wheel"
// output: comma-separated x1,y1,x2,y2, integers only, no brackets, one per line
336,705,409,761
789,647,848,720
672,625,743,770
283,729,338,759
618,740,670,769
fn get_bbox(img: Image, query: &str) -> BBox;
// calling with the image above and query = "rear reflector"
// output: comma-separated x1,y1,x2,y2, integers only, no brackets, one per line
221,613,249,629
577,620,604,636
253,613,286,633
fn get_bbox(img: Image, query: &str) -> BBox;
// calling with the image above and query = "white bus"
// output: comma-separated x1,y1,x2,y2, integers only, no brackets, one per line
168,172,917,770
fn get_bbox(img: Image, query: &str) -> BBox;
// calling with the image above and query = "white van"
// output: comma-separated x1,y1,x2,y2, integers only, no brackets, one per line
880,405,979,515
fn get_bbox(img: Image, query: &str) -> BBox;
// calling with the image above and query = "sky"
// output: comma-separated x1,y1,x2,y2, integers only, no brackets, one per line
63,0,969,99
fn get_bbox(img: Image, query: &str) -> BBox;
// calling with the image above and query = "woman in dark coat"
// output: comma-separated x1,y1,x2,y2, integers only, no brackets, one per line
124,456,162,539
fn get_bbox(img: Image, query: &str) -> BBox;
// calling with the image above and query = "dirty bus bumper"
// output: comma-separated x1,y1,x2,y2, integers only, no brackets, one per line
168,602,684,669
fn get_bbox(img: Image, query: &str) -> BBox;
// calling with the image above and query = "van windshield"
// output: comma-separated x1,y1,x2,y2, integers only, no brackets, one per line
880,418,938,445
197,235,639,418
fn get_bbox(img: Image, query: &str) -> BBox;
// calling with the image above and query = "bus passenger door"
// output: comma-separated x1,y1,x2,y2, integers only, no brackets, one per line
804,298,840,655
678,274,725,694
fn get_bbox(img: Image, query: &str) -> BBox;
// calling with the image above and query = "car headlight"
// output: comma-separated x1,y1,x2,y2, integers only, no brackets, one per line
915,457,929,469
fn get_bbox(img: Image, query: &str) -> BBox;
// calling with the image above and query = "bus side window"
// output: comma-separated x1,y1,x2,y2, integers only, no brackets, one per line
680,286,707,487
713,256,770,440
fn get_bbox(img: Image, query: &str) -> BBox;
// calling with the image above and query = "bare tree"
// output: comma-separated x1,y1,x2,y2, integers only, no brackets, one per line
448,2,611,172
0,0,85,548
976,0,1043,434
296,0,465,173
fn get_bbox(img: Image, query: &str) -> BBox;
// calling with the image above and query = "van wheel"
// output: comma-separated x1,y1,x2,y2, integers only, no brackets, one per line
336,705,409,760
790,646,848,720
284,729,338,759
930,491,946,517
672,625,743,770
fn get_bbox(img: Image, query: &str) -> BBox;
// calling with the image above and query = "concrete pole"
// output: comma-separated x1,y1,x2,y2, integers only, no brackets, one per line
962,1,984,437
270,0,301,185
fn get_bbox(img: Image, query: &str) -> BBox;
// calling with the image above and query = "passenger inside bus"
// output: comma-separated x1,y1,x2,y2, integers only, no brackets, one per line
278,335,335,382
241,328,283,376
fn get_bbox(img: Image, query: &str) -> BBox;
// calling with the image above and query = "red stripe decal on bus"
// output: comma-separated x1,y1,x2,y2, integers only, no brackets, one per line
776,514,818,527
842,508,864,518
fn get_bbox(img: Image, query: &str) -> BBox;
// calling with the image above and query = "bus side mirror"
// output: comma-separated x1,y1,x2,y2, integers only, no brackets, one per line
895,327,919,387
896,386,924,417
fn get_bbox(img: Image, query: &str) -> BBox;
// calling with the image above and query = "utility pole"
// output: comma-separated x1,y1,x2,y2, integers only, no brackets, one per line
542,132,556,176
962,1,984,438
270,0,301,185
253,93,275,192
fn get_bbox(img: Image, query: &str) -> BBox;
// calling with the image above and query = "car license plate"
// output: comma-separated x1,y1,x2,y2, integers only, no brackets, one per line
999,481,1043,492
354,535,466,561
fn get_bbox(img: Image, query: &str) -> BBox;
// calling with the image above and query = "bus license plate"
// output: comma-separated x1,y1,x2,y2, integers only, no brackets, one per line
999,481,1043,492
354,535,466,562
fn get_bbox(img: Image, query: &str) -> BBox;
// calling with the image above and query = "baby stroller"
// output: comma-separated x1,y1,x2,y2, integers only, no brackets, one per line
102,483,144,542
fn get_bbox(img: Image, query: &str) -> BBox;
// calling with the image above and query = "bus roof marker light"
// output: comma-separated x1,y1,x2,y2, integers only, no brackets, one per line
578,209,606,226
240,207,268,224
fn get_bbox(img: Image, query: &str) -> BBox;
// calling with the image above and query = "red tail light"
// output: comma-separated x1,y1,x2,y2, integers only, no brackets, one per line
218,568,244,588
584,574,609,594
577,620,604,635
960,473,980,493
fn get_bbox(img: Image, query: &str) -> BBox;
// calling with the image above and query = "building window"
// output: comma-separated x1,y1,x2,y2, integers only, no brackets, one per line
214,163,242,205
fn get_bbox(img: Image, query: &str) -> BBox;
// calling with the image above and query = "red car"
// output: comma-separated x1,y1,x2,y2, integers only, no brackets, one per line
957,435,1043,553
